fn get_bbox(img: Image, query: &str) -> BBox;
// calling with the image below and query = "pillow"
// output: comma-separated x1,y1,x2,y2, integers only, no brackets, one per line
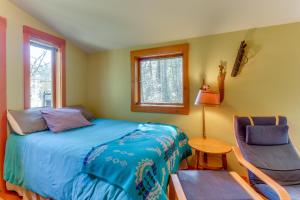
41,108,92,133
7,109,48,135
66,105,95,121
246,125,289,145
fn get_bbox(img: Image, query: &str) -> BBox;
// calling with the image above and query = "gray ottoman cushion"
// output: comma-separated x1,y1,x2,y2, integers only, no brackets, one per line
178,170,253,200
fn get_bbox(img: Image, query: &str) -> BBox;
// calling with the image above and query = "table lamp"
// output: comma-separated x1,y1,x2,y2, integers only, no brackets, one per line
194,86,220,138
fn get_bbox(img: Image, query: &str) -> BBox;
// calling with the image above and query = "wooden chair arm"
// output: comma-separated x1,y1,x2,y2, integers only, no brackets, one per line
229,172,264,200
169,174,187,200
233,147,291,200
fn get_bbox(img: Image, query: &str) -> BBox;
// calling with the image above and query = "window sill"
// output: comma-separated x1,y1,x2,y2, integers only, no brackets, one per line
131,104,189,115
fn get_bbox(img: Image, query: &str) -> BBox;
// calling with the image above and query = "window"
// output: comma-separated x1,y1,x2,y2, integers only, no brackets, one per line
30,42,56,108
23,26,66,109
131,44,189,114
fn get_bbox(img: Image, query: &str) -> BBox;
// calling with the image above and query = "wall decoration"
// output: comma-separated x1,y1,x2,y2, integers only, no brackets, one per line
231,40,248,77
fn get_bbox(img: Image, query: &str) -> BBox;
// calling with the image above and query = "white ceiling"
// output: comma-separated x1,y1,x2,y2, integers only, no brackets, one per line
10,0,300,52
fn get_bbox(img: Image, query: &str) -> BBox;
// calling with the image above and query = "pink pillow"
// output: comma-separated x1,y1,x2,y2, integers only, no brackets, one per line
41,108,92,133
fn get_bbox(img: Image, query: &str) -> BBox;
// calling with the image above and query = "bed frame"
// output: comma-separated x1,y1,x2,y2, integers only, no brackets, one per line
0,16,20,200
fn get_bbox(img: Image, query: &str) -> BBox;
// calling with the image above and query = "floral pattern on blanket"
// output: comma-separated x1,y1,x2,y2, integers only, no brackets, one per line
83,123,191,200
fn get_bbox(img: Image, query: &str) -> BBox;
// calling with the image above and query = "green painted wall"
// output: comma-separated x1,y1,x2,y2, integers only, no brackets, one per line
87,22,300,173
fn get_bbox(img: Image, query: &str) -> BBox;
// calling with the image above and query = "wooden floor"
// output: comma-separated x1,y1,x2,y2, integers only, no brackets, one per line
0,191,21,200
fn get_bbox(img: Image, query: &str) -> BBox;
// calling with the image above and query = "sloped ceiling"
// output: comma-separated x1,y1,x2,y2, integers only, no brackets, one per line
10,0,300,52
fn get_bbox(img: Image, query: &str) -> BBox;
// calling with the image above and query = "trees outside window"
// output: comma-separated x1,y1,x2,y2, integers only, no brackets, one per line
30,42,55,108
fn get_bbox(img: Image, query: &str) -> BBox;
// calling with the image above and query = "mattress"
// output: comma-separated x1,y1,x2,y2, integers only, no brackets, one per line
4,118,191,200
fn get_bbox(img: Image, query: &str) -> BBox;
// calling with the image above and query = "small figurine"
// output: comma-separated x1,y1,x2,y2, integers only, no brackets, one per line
201,79,210,91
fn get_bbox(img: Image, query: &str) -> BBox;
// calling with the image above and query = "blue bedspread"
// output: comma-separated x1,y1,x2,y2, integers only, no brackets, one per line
4,119,191,200
83,123,190,200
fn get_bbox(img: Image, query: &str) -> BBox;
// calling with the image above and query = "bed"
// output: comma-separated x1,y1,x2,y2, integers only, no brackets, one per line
4,118,191,200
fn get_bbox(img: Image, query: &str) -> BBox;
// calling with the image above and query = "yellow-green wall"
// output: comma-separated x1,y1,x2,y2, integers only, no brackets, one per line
0,0,88,109
87,22,300,173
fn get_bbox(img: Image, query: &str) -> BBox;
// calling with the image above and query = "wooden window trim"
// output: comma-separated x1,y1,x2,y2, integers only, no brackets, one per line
131,43,189,115
23,26,66,109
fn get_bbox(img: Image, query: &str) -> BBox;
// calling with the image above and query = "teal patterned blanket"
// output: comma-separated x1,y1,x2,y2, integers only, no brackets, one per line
83,123,191,200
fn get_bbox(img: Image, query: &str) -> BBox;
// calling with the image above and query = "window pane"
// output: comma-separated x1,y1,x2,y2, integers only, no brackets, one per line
30,44,53,108
140,56,183,104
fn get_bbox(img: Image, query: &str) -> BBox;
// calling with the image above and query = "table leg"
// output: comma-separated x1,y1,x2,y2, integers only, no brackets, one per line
222,154,227,170
195,150,200,169
203,153,208,164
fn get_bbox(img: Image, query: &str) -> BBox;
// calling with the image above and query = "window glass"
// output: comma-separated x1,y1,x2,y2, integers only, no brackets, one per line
140,56,183,104
30,42,54,108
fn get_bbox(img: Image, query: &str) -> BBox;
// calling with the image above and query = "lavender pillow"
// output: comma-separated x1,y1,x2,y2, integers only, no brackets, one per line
41,108,92,133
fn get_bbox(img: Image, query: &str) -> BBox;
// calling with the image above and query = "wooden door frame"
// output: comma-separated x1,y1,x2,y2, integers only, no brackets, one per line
0,16,20,199
0,15,7,194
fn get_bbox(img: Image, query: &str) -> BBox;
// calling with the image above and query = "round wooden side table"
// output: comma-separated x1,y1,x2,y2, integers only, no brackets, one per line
188,137,232,170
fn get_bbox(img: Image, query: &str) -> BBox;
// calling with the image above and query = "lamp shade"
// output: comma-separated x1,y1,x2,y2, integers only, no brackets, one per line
194,89,220,106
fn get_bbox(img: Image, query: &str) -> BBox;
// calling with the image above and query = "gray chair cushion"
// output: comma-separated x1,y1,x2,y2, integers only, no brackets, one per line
255,183,300,200
246,125,289,145
284,185,300,200
234,116,300,186
243,144,300,185
234,116,287,144
177,170,253,200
